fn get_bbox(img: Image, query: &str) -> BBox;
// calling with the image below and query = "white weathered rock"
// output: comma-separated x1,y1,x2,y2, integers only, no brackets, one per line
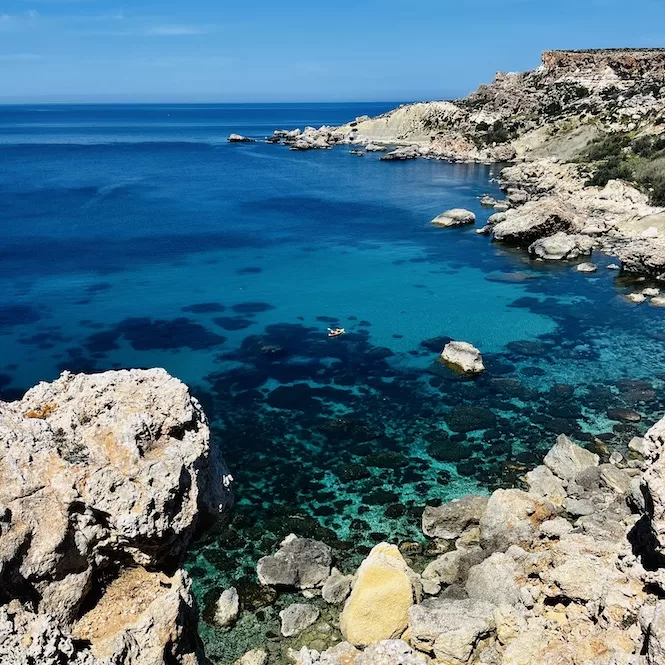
465,553,524,606
440,341,485,374
648,601,665,665
480,489,556,552
228,133,255,142
493,199,576,245
408,598,496,663
525,465,567,505
279,603,320,638
0,369,229,665
365,143,387,152
627,292,647,303
380,145,421,161
543,434,599,482
431,209,477,227
215,587,239,627
528,232,594,260
577,262,598,272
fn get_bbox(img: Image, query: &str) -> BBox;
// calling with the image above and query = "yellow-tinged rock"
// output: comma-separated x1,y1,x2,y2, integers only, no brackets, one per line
339,543,416,647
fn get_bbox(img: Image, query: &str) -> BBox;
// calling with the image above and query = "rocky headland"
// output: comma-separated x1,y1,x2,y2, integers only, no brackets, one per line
266,48,665,277
0,369,232,665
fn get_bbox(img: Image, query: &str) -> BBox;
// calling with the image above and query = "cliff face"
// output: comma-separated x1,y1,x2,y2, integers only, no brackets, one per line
0,369,232,665
542,48,665,80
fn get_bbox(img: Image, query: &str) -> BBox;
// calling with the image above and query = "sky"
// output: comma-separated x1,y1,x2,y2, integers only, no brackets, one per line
0,0,664,103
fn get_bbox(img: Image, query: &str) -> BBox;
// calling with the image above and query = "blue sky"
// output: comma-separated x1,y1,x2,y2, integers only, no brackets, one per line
1,0,664,102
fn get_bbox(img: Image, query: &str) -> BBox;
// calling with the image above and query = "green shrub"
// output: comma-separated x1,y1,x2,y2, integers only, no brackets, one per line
486,120,510,144
635,157,665,205
586,155,634,187
586,134,629,161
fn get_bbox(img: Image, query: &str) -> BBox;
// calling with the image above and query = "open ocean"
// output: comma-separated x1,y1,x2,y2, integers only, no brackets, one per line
2,102,665,662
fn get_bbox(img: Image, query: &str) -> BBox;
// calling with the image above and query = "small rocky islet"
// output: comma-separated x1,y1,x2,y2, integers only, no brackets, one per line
7,48,665,665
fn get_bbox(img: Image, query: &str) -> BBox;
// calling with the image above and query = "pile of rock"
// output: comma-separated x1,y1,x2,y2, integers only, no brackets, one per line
0,369,232,665
259,423,665,665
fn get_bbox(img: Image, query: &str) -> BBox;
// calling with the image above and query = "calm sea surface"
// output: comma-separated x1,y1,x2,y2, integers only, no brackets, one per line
2,103,664,662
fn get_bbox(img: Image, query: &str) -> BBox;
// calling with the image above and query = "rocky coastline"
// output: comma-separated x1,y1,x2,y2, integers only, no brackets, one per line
261,49,665,278
5,369,665,664
0,369,232,665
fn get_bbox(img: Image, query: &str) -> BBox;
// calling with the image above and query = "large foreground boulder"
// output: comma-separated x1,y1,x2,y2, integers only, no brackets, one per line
431,209,476,228
0,369,231,665
340,543,419,647
422,495,488,541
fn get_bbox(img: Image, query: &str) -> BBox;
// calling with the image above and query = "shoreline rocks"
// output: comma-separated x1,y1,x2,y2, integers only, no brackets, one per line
0,369,232,665
431,208,476,228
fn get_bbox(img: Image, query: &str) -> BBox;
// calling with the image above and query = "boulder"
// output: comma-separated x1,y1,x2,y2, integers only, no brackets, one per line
340,543,418,647
431,209,477,228
576,262,597,273
507,189,529,205
228,133,255,143
465,553,523,606
525,465,567,505
257,534,332,589
617,238,665,275
640,416,665,556
422,547,486,588
322,568,353,605
380,146,420,161
528,232,594,260
408,598,496,663
599,464,632,495
0,369,229,665
627,292,647,303
279,603,320,638
543,434,599,483
493,199,576,245
422,495,488,540
365,143,387,152
440,341,485,374
479,489,556,552
215,587,239,627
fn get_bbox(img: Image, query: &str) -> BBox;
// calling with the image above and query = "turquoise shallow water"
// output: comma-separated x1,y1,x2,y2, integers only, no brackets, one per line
2,103,665,662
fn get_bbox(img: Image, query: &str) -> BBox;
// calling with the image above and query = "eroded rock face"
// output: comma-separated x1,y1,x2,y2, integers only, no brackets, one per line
0,369,231,665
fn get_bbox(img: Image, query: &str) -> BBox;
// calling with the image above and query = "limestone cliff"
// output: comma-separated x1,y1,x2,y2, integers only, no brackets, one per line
0,369,232,665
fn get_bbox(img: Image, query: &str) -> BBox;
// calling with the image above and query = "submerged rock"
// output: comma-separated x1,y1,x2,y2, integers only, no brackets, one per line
340,543,418,647
431,209,477,228
440,340,485,374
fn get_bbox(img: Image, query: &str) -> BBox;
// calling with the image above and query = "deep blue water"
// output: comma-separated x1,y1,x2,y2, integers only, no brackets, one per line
3,103,665,663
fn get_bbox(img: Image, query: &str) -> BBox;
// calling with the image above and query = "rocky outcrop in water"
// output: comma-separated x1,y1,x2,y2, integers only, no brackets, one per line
0,369,231,665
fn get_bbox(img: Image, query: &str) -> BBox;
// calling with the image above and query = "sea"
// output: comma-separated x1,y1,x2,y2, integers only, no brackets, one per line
2,103,665,662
